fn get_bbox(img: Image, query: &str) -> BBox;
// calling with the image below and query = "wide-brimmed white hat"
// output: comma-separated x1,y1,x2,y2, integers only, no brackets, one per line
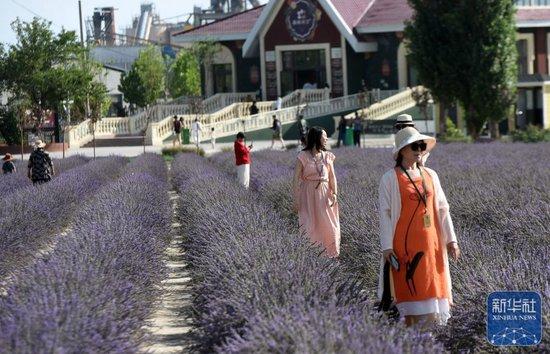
395,114,414,124
34,139,46,148
392,127,436,160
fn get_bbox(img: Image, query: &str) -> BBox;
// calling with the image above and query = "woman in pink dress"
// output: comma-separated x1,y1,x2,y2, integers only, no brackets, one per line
292,126,340,257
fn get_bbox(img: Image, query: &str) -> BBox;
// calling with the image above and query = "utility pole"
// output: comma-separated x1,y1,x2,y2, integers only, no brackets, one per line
78,0,84,47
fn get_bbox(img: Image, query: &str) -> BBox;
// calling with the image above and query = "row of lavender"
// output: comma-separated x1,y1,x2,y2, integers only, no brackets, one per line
209,143,550,352
2,155,90,196
0,156,127,279
0,154,171,353
172,153,444,353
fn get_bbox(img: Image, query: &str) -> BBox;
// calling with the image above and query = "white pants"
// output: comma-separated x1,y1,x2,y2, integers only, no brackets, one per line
192,132,200,146
236,164,250,189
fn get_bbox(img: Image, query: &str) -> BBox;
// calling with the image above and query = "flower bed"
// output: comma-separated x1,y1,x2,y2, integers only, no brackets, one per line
222,142,550,352
172,153,442,353
2,155,90,196
0,154,171,352
0,156,126,278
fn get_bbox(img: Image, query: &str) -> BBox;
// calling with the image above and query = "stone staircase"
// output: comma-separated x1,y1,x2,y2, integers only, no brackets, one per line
65,88,426,148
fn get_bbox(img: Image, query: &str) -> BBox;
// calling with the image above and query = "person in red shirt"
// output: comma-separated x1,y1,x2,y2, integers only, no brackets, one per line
234,132,253,189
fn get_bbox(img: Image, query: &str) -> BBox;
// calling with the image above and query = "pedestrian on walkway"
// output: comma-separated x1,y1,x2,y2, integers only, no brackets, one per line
210,127,216,150
336,115,347,148
271,115,286,149
298,114,308,147
276,96,283,110
27,140,54,185
378,127,460,328
191,118,202,147
249,100,259,116
234,132,253,189
2,153,16,174
172,115,182,146
292,126,340,258
353,111,362,147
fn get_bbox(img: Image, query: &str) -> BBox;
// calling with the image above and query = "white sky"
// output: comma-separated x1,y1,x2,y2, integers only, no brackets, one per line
1,0,266,45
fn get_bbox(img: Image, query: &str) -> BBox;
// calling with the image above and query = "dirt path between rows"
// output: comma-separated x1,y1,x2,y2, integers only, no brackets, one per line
141,164,192,353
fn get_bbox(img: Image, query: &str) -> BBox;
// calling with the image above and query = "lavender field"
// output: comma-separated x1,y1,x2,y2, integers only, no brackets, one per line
0,144,547,353
202,142,549,353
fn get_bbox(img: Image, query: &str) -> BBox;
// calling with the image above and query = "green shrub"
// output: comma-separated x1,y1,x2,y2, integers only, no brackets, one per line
511,124,550,143
440,118,471,143
220,146,233,153
0,107,21,145
162,146,205,157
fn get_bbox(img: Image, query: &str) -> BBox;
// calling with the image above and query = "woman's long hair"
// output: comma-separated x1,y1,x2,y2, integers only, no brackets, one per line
303,126,326,152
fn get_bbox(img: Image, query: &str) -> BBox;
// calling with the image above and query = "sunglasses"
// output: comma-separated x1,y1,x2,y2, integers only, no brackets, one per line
410,141,427,152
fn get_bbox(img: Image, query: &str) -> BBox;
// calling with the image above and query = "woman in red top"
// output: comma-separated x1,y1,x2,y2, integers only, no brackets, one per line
234,132,253,189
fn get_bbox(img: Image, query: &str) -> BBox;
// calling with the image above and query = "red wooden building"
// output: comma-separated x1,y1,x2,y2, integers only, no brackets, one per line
173,0,550,130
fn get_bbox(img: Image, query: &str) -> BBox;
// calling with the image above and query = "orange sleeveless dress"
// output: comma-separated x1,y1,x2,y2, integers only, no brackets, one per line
392,168,450,308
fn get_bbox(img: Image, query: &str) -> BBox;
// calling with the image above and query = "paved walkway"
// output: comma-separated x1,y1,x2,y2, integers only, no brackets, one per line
10,135,394,159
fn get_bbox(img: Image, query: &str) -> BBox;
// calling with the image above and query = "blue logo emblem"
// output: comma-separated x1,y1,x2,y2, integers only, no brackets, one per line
285,0,321,42
487,291,542,346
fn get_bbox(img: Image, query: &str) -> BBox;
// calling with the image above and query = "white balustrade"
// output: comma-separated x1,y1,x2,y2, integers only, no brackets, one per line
280,89,330,108
346,86,424,121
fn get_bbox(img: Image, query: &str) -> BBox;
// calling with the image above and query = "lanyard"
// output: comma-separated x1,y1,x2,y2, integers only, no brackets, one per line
400,165,428,208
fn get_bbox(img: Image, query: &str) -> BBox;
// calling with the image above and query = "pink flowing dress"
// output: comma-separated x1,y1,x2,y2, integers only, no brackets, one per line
297,151,340,257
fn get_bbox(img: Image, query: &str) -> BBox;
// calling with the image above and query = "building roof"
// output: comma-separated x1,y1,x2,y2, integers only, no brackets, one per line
172,6,264,41
173,1,550,43
516,8,550,27
356,0,411,33
330,0,375,28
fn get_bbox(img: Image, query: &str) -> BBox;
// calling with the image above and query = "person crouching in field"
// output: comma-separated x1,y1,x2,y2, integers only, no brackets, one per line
292,126,340,257
234,132,253,189
2,154,16,174
378,127,460,328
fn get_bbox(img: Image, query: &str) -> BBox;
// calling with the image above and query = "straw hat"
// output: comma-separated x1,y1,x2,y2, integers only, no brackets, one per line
392,127,436,160
2,153,14,162
34,139,46,148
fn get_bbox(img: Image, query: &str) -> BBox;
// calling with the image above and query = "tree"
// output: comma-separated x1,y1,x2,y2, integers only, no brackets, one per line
168,49,201,98
119,46,165,108
451,0,517,139
405,1,461,136
406,0,517,139
191,41,221,97
1,18,108,142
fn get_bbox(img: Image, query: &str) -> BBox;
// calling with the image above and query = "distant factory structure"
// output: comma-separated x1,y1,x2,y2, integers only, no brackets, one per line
84,1,262,116
86,1,262,48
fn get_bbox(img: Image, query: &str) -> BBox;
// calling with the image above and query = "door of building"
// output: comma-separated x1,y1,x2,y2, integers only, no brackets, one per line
280,49,326,95
213,63,233,94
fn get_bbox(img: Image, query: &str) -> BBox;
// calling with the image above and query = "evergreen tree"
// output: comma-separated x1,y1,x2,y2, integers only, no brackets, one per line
406,0,517,139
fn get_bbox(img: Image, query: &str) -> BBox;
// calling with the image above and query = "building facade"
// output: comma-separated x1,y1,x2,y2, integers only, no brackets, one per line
173,0,550,130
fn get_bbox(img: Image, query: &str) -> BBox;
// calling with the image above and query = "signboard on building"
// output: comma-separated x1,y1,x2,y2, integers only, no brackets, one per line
285,0,322,42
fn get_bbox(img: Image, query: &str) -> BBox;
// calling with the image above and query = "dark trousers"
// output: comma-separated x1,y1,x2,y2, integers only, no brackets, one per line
353,130,361,147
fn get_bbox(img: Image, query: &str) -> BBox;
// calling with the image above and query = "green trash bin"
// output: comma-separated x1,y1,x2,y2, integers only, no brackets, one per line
182,128,190,144
344,127,354,146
